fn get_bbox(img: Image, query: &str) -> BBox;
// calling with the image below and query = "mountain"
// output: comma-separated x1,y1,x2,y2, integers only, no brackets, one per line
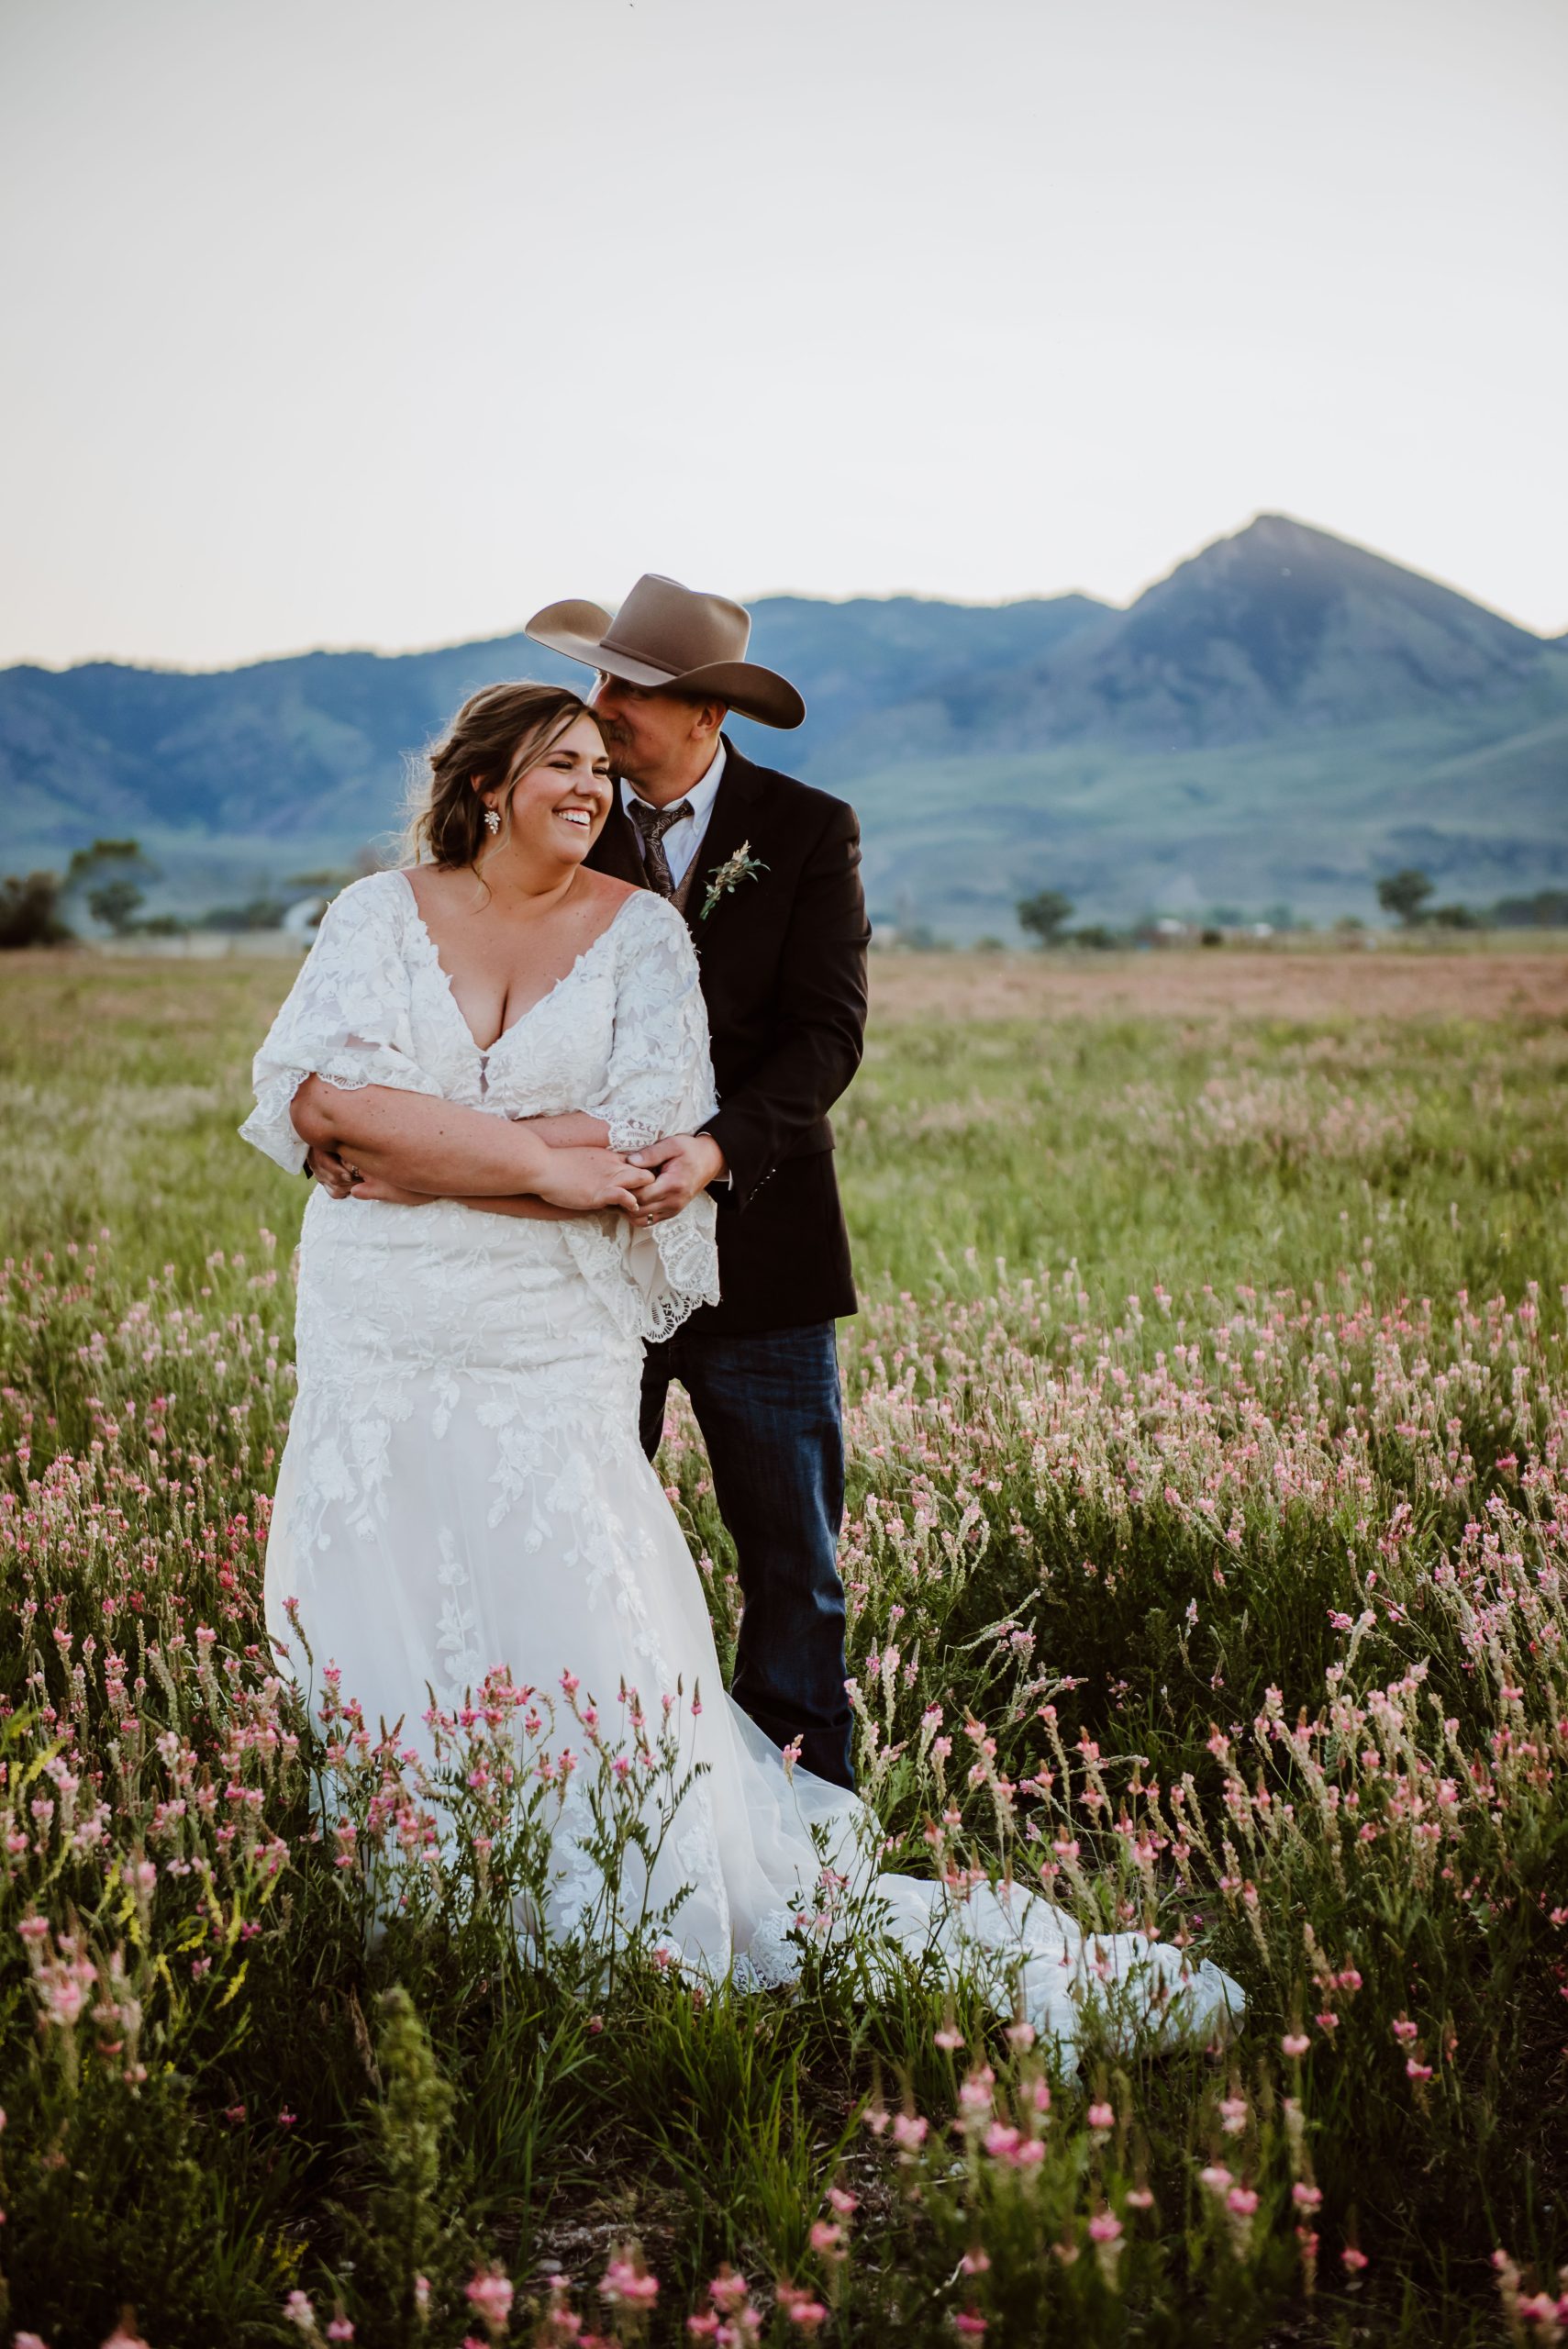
2,517,1563,933
0,593,1107,865
826,517,1568,930
979,513,1554,749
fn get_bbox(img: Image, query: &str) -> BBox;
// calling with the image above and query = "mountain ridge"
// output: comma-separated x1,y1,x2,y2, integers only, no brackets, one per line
3,515,1563,932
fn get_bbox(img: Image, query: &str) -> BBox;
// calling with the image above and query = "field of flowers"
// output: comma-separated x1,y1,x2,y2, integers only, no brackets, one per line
0,945,1564,2348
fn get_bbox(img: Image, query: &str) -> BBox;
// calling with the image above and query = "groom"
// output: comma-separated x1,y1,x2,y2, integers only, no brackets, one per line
525,575,868,1788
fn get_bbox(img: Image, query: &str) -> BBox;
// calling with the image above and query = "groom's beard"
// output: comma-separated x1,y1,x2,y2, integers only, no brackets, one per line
593,719,636,784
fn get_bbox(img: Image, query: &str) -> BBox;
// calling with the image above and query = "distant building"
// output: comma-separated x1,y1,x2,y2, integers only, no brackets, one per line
281,896,328,939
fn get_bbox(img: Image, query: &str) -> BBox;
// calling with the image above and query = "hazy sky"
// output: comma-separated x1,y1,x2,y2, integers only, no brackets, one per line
2,0,1563,670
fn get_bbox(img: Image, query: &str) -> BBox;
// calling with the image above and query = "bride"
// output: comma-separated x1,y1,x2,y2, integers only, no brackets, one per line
242,680,1240,2051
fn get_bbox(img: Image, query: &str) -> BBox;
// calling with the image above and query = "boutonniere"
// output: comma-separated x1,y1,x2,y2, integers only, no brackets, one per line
699,841,769,921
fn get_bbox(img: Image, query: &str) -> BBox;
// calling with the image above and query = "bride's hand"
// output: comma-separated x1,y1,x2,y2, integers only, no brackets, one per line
533,1147,656,1215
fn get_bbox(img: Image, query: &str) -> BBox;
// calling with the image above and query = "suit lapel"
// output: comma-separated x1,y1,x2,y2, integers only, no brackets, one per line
590,742,770,946
682,739,766,948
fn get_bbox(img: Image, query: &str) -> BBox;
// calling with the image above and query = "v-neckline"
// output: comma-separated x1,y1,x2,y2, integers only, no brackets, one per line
394,870,636,1057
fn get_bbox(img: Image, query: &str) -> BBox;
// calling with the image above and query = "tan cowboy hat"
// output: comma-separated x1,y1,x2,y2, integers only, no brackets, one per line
525,573,806,730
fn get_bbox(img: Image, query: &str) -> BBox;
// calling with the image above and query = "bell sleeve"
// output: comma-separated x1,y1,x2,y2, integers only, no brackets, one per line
566,894,721,1341
239,874,445,1175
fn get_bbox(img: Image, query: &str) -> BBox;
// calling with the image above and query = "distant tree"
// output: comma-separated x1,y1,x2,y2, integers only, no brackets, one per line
0,871,71,949
68,837,144,880
197,898,287,933
85,877,146,934
1376,869,1434,927
1490,890,1568,929
1430,902,1480,930
1017,889,1074,946
66,838,156,934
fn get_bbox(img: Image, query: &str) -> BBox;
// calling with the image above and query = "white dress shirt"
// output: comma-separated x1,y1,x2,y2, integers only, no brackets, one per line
619,741,726,889
618,741,730,1179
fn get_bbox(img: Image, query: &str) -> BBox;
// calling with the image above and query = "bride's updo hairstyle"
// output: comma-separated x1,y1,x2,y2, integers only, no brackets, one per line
405,682,594,868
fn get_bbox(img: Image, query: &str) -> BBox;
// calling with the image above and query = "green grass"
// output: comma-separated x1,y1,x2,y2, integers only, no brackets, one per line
4,953,1562,1305
842,1008,1567,1304
0,947,1564,2347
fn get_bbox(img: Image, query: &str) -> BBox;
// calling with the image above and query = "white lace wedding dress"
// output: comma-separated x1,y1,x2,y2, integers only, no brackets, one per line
242,869,1240,2053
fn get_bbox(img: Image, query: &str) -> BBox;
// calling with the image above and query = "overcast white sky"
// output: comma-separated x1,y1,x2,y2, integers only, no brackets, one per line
1,0,1563,670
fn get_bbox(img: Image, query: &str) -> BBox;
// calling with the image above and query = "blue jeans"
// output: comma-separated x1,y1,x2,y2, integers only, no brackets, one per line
639,1319,855,1789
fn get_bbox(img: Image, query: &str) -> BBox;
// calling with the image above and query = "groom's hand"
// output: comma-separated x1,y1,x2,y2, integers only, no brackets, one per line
627,1132,727,1227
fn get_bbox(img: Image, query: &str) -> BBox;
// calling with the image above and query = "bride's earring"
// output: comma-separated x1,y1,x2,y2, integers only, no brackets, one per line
484,806,501,836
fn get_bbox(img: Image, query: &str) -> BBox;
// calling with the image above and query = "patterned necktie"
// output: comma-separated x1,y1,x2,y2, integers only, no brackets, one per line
627,797,693,898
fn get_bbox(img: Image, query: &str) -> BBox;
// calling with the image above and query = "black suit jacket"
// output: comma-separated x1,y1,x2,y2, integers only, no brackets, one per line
587,739,869,1336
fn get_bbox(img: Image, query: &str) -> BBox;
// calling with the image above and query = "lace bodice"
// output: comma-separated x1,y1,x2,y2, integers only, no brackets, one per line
239,870,720,1341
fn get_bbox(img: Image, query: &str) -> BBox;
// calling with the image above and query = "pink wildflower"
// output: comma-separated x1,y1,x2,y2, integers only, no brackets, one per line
958,2066,995,2116
465,2266,515,2336
1341,2246,1369,2274
600,2254,659,2308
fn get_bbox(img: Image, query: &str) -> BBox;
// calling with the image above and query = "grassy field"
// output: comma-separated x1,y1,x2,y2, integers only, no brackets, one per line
0,941,1564,2347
